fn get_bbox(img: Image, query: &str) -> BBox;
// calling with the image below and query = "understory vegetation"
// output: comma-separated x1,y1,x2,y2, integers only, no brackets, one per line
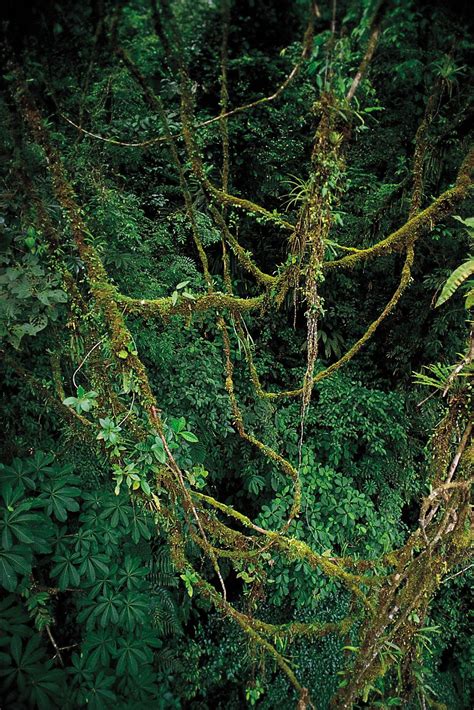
0,0,473,707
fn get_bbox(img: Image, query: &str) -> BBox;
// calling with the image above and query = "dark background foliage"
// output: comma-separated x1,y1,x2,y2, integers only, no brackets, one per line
0,0,473,707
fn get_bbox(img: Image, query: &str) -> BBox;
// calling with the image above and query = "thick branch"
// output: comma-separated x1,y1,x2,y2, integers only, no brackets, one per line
324,150,473,270
117,291,265,317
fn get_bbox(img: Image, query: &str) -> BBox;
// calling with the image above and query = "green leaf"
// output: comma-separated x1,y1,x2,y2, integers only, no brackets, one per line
78,554,110,584
39,480,81,521
180,431,199,443
0,546,33,591
51,550,81,589
453,215,474,229
151,439,167,464
0,500,52,551
0,459,36,491
118,593,149,629
83,629,117,669
465,287,474,309
170,417,186,434
140,479,151,495
436,258,474,307
130,511,151,544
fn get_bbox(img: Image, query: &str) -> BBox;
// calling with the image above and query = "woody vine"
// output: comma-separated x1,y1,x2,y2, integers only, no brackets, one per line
1,0,473,707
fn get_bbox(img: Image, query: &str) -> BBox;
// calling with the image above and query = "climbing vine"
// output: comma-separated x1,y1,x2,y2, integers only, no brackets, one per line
0,0,472,707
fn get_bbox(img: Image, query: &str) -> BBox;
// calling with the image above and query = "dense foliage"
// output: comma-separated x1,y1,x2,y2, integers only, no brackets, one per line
0,0,473,708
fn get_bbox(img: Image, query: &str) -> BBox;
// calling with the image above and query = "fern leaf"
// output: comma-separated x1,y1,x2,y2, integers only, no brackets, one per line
435,258,474,307
465,286,474,310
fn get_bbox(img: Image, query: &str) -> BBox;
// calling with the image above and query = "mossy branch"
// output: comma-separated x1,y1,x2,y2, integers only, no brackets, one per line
324,149,473,271
117,291,265,318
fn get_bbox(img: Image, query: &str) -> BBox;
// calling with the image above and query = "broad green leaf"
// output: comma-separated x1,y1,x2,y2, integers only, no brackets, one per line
39,480,81,521
180,431,199,443
0,546,32,591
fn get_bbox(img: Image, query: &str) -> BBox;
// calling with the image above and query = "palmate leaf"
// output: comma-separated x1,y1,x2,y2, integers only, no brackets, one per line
0,459,36,492
29,451,56,477
0,595,32,639
81,490,103,509
39,479,81,521
129,509,152,544
0,488,54,552
70,668,116,710
86,675,116,710
0,546,32,591
82,629,118,669
77,590,122,630
84,563,119,599
115,662,161,701
66,650,93,688
116,556,148,591
72,525,97,555
0,635,64,709
435,257,474,307
99,495,130,529
50,549,81,589
78,553,110,584
118,593,149,630
115,637,153,675
25,667,65,710
0,482,25,509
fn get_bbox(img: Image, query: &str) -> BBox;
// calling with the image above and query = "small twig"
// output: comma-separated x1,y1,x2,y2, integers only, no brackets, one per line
58,643,79,651
346,1,388,103
416,390,437,408
444,420,472,485
441,563,474,584
330,0,337,35
150,409,228,602
442,329,474,397
118,390,136,426
61,1,315,150
420,477,473,533
72,337,106,388
45,625,64,667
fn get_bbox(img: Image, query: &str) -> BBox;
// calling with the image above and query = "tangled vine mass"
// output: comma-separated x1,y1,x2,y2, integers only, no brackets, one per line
0,0,472,708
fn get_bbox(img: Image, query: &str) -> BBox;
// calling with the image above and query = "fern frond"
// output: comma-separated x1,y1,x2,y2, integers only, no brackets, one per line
465,286,474,310
154,647,177,671
413,363,454,390
435,257,474,307
152,588,182,635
